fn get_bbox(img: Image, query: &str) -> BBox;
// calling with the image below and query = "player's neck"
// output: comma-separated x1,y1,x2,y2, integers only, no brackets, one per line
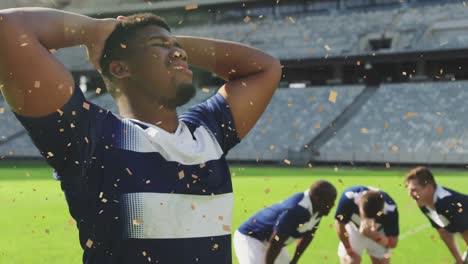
115,93,179,133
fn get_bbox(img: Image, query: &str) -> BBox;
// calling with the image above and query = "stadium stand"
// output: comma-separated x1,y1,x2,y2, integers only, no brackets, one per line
316,81,468,164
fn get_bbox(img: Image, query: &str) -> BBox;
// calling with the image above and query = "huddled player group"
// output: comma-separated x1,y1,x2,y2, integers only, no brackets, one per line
235,167,468,264
0,6,466,264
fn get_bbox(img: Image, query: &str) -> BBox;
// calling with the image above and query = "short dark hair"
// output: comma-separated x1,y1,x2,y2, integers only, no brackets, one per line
361,191,384,218
99,13,171,80
310,180,337,200
405,166,436,188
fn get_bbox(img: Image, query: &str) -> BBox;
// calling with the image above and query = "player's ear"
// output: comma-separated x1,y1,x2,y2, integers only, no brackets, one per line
109,61,131,79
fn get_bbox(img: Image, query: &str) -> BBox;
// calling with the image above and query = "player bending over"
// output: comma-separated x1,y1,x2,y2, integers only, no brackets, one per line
234,180,337,264
406,167,468,264
335,186,399,264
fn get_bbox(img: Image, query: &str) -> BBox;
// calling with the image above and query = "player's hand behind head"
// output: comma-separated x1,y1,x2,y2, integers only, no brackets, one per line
85,18,120,73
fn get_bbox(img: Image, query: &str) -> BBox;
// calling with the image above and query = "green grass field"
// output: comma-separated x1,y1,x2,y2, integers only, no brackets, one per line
0,161,467,264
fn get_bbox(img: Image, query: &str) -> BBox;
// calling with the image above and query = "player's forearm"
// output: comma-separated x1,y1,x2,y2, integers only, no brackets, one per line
439,229,463,262
291,236,312,263
336,222,351,247
0,7,110,50
176,36,281,81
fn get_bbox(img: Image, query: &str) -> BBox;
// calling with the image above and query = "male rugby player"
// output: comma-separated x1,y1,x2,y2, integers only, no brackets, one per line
406,167,468,264
0,7,281,263
335,186,399,264
234,180,337,264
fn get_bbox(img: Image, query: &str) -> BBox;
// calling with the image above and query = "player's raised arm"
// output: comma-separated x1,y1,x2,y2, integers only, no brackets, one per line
0,7,117,117
176,36,282,139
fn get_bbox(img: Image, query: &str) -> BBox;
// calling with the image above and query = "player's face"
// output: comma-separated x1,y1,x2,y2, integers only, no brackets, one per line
406,180,432,206
125,25,195,109
313,194,336,216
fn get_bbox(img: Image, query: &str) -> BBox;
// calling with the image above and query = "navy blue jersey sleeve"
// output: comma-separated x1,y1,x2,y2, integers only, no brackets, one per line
273,206,310,240
383,208,399,236
335,191,354,223
440,197,468,233
14,87,106,174
180,93,240,153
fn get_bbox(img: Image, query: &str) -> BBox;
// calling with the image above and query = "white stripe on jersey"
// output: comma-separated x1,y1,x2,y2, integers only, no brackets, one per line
121,192,233,239
115,118,224,165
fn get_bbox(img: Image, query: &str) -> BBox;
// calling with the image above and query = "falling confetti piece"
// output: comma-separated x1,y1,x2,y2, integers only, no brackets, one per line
324,45,331,51
218,216,224,221
202,88,210,93
314,124,321,129
288,16,295,23
191,203,196,210
264,188,270,194
212,243,219,250
83,102,90,110
274,235,280,241
96,88,102,94
243,16,251,23
185,3,198,10
252,23,257,30
47,152,54,157
132,219,143,225
86,239,93,248
126,168,133,175
120,43,127,49
329,90,337,103
386,163,391,168
0,108,4,114
222,225,231,232
318,104,324,112
361,128,368,134
178,171,185,180
391,145,399,152
34,81,40,88
284,159,291,165
436,126,443,133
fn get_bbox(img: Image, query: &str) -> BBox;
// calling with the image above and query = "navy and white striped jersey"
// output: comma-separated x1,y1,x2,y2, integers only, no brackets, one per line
420,185,468,233
15,87,240,264
334,186,399,237
237,190,322,245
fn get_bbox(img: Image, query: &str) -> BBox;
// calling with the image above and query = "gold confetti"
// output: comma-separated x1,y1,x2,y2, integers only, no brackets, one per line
132,219,143,225
243,16,251,23
283,159,291,165
324,45,331,51
391,145,399,152
0,107,4,114
218,216,224,221
318,104,324,112
145,180,151,184
34,81,40,88
361,128,368,134
191,203,196,210
288,16,295,23
436,126,443,133
101,198,108,203
185,3,198,10
178,171,185,180
252,23,257,30
264,188,271,194
314,124,321,129
120,43,127,49
85,239,93,248
274,235,280,241
83,102,90,110
200,163,206,168
307,163,313,168
386,163,391,168
406,112,412,118
222,225,231,232
376,211,383,216
95,88,102,94
47,152,54,157
212,243,219,250
329,90,337,103
202,88,210,93
142,251,147,257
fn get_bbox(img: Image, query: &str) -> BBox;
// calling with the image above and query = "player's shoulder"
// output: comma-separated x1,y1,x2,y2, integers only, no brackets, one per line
435,185,467,205
342,185,367,198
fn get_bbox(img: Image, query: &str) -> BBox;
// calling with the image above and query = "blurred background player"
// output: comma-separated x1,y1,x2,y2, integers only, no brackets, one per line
335,186,399,264
0,7,281,264
234,180,337,264
406,167,468,264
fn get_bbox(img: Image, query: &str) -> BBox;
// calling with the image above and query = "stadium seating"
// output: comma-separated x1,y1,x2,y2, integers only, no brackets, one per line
226,85,365,161
317,81,468,164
